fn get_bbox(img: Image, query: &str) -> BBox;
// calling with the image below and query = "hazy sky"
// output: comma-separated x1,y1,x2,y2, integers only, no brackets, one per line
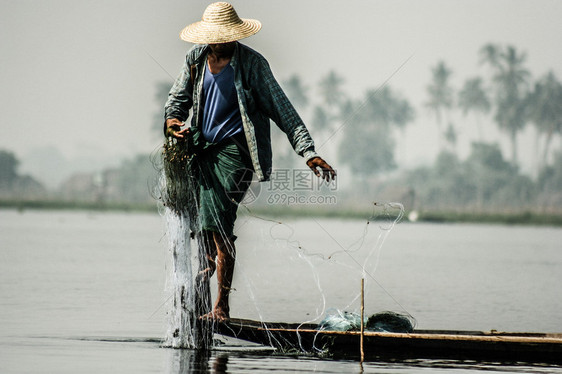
1,0,562,184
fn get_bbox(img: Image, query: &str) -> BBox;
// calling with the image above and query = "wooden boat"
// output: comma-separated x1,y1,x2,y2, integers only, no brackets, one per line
216,318,562,364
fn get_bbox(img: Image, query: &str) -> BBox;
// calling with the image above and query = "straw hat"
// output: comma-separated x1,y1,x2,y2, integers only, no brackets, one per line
180,2,262,44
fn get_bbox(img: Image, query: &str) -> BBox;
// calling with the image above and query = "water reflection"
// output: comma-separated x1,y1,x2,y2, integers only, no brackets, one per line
166,349,229,374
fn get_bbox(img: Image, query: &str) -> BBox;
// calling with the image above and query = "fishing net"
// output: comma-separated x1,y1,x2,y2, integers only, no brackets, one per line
366,311,415,333
318,308,362,331
317,308,414,333
157,138,212,349
155,137,416,354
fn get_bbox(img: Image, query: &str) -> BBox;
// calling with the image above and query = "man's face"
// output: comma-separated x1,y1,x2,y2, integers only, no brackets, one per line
209,42,236,56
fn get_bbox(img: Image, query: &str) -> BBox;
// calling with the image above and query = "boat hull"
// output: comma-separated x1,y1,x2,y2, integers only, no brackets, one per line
216,318,562,364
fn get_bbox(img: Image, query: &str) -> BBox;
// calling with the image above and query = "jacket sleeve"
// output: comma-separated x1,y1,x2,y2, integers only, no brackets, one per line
253,59,319,161
164,57,193,124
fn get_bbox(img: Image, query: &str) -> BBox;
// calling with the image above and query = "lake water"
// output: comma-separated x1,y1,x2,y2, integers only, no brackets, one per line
1,209,561,373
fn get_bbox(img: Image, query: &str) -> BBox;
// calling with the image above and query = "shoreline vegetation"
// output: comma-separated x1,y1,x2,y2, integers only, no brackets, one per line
2,199,561,226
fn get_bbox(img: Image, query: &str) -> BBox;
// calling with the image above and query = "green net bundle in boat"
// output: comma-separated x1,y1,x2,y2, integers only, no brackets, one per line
318,309,415,333
366,311,415,333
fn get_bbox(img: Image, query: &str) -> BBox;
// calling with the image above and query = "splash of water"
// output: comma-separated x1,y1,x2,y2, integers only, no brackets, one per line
157,140,213,349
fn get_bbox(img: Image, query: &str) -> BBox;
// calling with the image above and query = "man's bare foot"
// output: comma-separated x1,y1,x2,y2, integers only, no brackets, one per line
199,308,229,323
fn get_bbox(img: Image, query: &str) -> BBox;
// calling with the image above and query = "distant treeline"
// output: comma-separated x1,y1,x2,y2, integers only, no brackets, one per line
276,43,562,177
1,145,561,220
272,42,562,213
389,144,562,213
0,149,160,207
0,150,46,200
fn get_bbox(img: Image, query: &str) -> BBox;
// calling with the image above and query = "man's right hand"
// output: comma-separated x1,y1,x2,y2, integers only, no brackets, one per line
165,118,190,139
307,156,336,183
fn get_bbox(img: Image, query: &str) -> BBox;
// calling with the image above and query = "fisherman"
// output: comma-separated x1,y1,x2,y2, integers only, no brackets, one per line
164,2,336,322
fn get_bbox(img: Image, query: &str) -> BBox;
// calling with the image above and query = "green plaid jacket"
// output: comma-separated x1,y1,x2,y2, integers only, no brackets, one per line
164,42,318,181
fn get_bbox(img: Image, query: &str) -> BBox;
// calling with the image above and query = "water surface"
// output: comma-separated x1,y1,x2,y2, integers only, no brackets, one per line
1,209,561,373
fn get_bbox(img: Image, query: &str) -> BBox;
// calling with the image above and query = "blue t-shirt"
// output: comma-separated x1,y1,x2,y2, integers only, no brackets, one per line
201,62,244,143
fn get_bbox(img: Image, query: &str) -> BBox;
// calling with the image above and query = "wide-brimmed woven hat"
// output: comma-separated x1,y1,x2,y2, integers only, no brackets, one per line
180,2,261,44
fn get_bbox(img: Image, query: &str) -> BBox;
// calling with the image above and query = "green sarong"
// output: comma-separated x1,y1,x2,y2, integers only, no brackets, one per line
197,133,253,238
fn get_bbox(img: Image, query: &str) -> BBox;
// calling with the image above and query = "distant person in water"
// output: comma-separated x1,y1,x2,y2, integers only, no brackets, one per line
164,2,336,322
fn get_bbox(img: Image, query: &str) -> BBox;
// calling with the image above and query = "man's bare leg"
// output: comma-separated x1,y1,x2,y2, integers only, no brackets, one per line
200,232,235,322
193,230,214,348
196,231,217,284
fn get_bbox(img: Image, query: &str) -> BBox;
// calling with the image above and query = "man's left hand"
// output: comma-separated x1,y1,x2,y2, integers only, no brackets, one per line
307,157,336,183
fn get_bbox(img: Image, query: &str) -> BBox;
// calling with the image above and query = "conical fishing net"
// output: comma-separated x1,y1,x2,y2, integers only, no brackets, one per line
157,138,212,349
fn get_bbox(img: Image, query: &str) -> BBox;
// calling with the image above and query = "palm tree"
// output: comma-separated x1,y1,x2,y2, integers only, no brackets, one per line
339,86,414,176
444,123,457,151
458,77,491,140
528,71,562,168
0,150,19,189
496,46,531,165
318,70,345,108
338,99,357,125
310,71,346,148
479,43,501,68
282,74,309,111
481,44,531,165
310,105,330,134
425,61,454,149
364,86,414,132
